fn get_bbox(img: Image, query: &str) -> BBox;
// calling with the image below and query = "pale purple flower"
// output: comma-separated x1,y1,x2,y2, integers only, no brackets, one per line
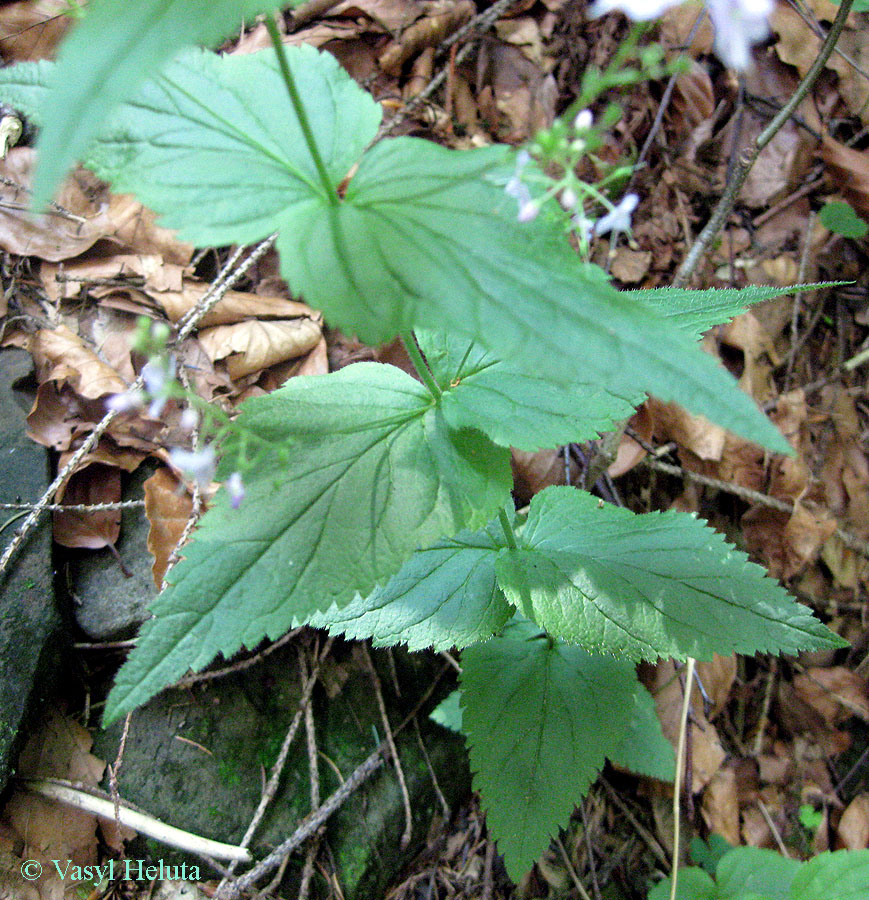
587,0,772,70
225,472,245,509
517,199,540,223
180,408,199,431
560,187,578,211
593,193,639,236
142,355,176,417
572,213,595,242
169,445,216,489
105,389,144,414
573,109,593,131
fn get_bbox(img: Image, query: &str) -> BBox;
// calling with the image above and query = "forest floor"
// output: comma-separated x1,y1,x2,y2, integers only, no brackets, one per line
0,1,868,899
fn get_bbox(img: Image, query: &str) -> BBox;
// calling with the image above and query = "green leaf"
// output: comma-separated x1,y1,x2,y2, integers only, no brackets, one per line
417,329,640,451
30,0,287,206
495,486,846,661
430,690,464,733
716,847,800,900
628,283,842,341
819,201,868,240
459,618,655,879
0,49,790,453
790,850,869,900
607,681,675,781
103,363,511,724
647,868,718,900
691,835,734,875
303,515,513,651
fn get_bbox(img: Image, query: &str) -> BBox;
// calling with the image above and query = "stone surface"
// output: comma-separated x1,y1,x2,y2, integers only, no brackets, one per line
93,640,468,899
0,348,63,791
66,461,158,640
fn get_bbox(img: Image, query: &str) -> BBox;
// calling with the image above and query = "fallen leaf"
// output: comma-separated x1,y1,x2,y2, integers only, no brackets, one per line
156,283,315,327
511,448,578,504
701,766,741,846
648,397,726,462
793,667,869,725
144,468,193,588
820,136,869,217
0,0,71,62
30,325,126,399
610,247,652,284
197,317,322,378
837,793,869,850
53,463,123,550
608,405,652,478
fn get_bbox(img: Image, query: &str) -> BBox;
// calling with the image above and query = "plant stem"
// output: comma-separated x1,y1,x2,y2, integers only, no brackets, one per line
669,657,696,900
673,0,854,286
401,330,442,400
264,13,336,203
498,508,518,550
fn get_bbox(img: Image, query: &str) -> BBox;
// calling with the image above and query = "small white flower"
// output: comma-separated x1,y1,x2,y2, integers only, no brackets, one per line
573,109,593,131
180,408,199,431
560,187,578,211
225,472,245,509
572,212,595,242
706,0,773,70
593,193,639,236
517,199,540,223
105,390,144,413
169,445,216,489
588,0,680,21
141,355,177,417
505,176,530,202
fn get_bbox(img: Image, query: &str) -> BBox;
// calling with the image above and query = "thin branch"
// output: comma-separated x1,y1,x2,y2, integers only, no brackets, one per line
673,0,854,286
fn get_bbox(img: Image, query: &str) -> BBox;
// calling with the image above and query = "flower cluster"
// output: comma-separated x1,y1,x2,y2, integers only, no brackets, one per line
588,0,773,71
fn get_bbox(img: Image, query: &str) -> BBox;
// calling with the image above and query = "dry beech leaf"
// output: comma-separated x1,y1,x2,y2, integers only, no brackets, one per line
41,254,186,303
156,283,315,327
379,1,474,74
837,794,869,850
197,317,322,378
0,0,72,62
820,136,869,217
332,0,423,32
144,468,193,588
511,448,578,504
53,463,123,550
26,381,90,451
793,666,869,725
648,397,726,462
697,654,737,719
103,193,194,266
644,660,726,792
659,1,714,56
701,766,741,847
608,405,652,478
610,248,652,284
30,325,127,399
742,503,836,580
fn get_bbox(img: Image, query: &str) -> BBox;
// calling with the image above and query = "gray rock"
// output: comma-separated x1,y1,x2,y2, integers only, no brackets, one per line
66,461,158,640
0,348,63,791
94,641,469,899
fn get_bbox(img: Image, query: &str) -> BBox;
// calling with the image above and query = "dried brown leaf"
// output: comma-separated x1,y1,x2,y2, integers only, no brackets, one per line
793,667,869,725
144,468,193,588
701,767,741,846
837,794,869,850
820,136,869,217
648,397,726,462
198,317,322,378
53,463,123,550
610,248,652,284
0,0,71,62
156,283,315,327
379,1,474,74
511,448,578,505
30,325,126,399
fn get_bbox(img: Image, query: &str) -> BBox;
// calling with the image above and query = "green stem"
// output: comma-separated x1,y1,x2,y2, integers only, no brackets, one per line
264,12,336,203
498,508,518,550
401,331,442,400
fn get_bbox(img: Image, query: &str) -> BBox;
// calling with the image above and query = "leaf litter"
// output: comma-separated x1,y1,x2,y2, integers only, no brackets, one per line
0,0,867,897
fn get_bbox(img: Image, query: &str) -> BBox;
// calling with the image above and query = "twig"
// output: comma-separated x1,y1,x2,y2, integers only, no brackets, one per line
557,836,594,900
784,213,815,392
672,0,854,286
757,798,791,857
669,657,696,900
0,500,145,512
580,800,601,900
599,777,670,869
298,646,324,900
108,713,133,852
751,659,777,757
363,644,413,848
21,778,252,863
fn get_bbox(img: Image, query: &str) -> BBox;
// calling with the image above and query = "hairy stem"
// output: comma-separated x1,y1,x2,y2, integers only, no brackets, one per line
673,0,853,286
498,507,518,550
264,13,336,202
401,330,443,400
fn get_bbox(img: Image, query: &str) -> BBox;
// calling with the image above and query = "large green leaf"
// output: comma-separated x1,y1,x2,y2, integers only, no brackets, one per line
460,618,659,879
416,329,640,451
0,49,790,454
304,516,513,651
715,848,800,899
29,0,286,206
607,682,675,782
103,363,511,723
790,850,869,900
495,487,846,661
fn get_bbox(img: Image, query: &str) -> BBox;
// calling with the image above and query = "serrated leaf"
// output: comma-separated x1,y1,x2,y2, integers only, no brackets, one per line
460,618,654,879
628,283,842,341
416,329,640,450
495,487,845,662
29,0,288,206
607,681,675,781
103,363,511,724
790,850,869,900
0,49,790,453
303,516,513,651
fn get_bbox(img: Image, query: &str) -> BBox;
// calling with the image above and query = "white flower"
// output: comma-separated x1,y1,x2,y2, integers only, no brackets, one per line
572,212,595,242
573,109,593,131
225,472,245,509
517,199,540,223
707,0,773,71
560,187,578,211
179,408,199,431
588,0,772,70
105,390,144,413
593,193,639,236
588,0,680,21
141,355,177,417
169,445,216,489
